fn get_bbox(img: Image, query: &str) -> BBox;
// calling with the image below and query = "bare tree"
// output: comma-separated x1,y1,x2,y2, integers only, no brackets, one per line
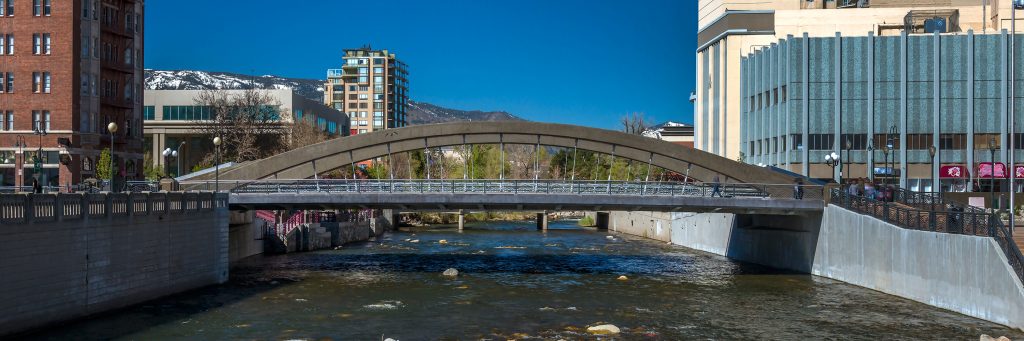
621,112,650,135
505,144,535,179
192,88,289,164
280,116,331,153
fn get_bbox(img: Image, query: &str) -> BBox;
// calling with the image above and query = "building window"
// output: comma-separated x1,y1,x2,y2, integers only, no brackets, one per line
808,134,834,151
32,0,49,16
358,76,368,83
161,106,214,121
373,58,384,64
791,134,803,151
940,133,968,150
839,134,868,150
358,67,368,75
374,76,383,84
374,67,383,74
359,103,368,109
2,111,12,131
780,85,788,103
905,134,933,150
4,72,12,93
3,34,12,55
143,106,154,120
358,94,368,100
359,111,367,118
0,0,11,16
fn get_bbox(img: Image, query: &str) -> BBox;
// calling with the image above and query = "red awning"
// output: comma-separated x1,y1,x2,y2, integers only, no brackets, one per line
978,162,1008,179
940,165,968,178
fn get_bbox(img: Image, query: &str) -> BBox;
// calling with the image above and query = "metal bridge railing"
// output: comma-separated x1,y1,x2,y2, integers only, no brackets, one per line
830,188,1024,285
182,179,824,200
0,191,229,225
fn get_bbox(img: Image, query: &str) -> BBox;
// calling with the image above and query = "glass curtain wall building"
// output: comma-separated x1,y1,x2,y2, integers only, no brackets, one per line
741,30,1023,192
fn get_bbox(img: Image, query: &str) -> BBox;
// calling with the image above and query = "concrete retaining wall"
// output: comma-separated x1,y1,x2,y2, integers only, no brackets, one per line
0,208,229,336
608,211,672,242
670,212,822,272
229,211,264,263
817,205,1024,330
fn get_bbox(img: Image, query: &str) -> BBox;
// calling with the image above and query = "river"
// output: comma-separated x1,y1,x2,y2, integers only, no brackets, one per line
20,220,1024,340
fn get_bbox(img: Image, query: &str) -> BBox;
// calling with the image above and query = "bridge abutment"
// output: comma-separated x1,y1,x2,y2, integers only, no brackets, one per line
459,210,465,231
536,211,548,231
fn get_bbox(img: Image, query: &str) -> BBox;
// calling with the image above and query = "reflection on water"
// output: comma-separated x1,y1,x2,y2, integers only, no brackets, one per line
20,220,1024,340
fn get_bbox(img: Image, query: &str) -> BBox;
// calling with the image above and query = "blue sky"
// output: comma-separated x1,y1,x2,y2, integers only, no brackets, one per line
145,0,695,130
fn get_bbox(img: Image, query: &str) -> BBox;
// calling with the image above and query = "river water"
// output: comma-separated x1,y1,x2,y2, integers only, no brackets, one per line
22,220,1024,340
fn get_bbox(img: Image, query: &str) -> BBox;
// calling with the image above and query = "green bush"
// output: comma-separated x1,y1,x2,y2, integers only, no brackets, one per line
578,216,595,226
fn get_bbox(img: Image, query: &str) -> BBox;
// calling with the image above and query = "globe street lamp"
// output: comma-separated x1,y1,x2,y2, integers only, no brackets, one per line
162,148,172,178
107,122,117,191
825,152,841,185
213,136,222,192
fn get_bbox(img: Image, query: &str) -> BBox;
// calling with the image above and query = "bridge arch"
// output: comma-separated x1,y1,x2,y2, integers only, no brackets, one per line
199,122,792,186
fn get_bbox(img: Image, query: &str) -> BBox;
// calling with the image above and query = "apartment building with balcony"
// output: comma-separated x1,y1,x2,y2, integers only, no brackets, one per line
324,47,408,135
0,0,145,189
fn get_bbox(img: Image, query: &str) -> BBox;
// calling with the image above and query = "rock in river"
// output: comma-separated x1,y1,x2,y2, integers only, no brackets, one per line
587,324,621,334
443,268,459,277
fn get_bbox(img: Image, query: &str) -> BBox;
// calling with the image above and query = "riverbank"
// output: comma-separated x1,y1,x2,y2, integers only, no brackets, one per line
19,220,1022,340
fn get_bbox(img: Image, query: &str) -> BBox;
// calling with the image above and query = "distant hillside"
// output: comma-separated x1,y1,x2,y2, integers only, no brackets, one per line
407,100,524,124
145,69,527,124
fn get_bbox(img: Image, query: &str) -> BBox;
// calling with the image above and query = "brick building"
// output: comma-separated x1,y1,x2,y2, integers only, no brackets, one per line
0,0,145,190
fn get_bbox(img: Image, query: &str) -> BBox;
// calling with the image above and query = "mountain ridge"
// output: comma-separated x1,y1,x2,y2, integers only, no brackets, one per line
144,69,525,124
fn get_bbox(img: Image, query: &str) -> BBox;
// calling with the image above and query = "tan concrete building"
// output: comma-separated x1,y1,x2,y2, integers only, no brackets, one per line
324,47,408,135
0,0,145,190
695,0,1018,162
144,89,349,176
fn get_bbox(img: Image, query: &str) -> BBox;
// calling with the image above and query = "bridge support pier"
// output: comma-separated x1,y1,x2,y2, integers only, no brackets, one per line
537,211,548,231
458,210,465,231
595,212,609,230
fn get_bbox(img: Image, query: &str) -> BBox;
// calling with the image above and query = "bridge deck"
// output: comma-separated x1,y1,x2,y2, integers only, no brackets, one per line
228,192,823,215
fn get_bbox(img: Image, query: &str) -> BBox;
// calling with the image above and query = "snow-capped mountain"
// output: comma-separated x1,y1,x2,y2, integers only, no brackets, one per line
144,69,527,124
642,121,692,139
407,100,523,125
144,69,325,101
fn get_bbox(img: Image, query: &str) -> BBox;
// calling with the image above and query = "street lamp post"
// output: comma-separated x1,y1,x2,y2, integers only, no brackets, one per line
825,152,841,185
32,126,47,193
162,148,172,178
991,137,998,212
844,138,852,185
889,125,899,187
928,145,937,193
885,137,894,187
929,145,937,212
176,141,185,178
14,135,25,192
107,122,117,191
213,136,222,192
